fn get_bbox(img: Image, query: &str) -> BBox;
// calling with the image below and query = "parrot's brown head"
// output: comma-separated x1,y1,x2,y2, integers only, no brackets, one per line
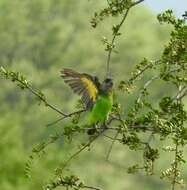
101,78,113,95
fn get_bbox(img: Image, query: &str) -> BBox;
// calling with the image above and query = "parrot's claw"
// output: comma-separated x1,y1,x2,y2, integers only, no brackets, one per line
87,124,98,135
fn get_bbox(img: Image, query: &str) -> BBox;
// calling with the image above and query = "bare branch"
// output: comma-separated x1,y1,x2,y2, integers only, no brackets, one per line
46,109,86,127
83,185,103,190
105,130,120,161
137,75,159,103
172,86,187,101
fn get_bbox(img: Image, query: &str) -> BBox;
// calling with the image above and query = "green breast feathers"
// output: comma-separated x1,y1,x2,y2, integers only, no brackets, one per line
88,94,113,125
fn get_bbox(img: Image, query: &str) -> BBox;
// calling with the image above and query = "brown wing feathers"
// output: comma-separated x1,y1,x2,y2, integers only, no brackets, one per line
61,69,84,94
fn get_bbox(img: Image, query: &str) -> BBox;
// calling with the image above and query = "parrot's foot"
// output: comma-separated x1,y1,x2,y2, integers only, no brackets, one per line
87,124,98,135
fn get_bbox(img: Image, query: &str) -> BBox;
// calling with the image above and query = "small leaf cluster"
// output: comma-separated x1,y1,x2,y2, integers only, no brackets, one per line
161,148,185,187
45,175,87,190
118,58,156,92
158,10,187,84
0,66,30,90
25,132,61,178
90,0,132,28
0,66,47,104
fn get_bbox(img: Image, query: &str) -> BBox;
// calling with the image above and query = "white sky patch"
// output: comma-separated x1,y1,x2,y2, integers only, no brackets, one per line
144,0,187,17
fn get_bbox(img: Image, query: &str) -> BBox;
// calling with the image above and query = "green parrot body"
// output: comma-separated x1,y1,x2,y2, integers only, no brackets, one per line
61,68,113,129
88,93,113,125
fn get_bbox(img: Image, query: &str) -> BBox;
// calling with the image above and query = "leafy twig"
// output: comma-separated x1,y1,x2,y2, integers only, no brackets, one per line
45,175,103,190
137,67,183,103
0,66,67,116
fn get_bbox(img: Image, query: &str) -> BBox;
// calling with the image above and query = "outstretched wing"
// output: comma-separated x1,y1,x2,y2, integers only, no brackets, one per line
61,68,100,110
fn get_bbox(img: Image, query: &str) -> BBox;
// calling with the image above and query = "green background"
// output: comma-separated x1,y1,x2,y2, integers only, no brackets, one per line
0,0,186,190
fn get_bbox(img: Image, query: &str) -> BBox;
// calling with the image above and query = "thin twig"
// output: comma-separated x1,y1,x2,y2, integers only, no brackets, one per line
61,130,105,170
0,67,85,118
108,116,155,132
171,86,183,190
131,0,145,7
25,83,67,116
103,133,121,141
137,67,182,103
130,62,156,82
61,119,116,170
137,75,159,103
54,178,103,190
172,143,178,190
106,0,145,76
83,185,103,190
105,130,120,161
46,109,86,127
16,77,67,116
172,86,187,101
177,89,187,100
106,8,130,75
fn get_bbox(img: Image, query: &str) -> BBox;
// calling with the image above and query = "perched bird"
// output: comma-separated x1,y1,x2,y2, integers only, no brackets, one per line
61,68,113,133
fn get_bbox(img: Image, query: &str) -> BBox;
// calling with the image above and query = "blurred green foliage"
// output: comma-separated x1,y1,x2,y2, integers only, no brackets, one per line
0,0,186,190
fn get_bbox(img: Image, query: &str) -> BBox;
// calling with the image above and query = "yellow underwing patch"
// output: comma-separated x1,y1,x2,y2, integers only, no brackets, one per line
81,77,98,101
